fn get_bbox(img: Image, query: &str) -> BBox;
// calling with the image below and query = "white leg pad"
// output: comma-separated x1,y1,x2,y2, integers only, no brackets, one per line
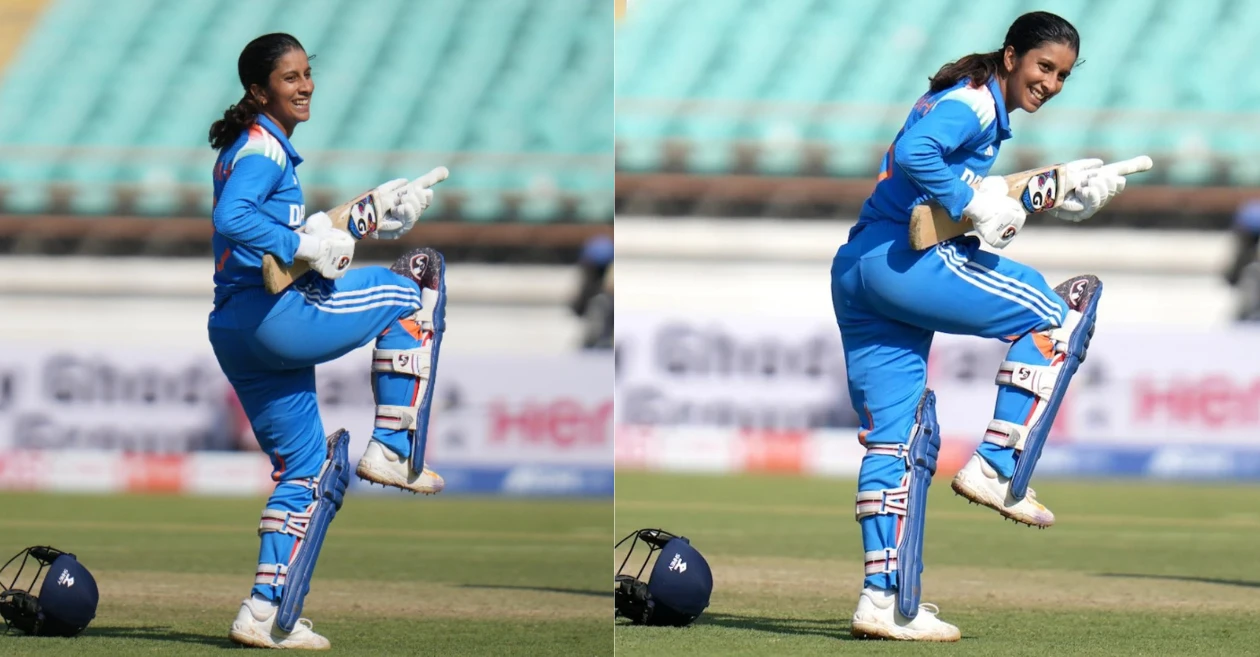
987,312,1080,453
370,287,441,432
371,343,434,432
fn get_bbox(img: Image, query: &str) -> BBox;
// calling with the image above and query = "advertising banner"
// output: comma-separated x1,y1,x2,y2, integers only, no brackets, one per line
0,346,613,496
615,311,1260,479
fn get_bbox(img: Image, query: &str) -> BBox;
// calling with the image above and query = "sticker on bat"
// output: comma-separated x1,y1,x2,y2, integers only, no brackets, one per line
1020,170,1059,213
348,195,378,239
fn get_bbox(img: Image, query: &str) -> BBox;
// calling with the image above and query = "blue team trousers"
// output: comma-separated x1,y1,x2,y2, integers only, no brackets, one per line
830,220,1068,591
208,267,429,601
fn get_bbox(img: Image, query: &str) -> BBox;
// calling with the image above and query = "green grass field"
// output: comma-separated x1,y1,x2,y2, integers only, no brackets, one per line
0,492,611,656
615,472,1260,656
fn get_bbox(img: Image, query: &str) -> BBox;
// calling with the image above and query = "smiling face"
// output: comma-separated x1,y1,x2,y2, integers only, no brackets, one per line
1001,41,1076,113
250,48,313,136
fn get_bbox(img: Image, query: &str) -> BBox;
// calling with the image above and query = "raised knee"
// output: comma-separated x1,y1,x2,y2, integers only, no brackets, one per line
391,247,445,292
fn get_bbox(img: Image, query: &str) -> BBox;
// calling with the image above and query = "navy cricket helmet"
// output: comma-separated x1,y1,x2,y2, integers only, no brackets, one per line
615,529,712,627
0,546,98,637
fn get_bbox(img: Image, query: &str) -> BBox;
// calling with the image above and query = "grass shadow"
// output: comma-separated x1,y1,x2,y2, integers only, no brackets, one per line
692,612,855,640
82,625,232,647
1098,573,1260,589
459,584,612,598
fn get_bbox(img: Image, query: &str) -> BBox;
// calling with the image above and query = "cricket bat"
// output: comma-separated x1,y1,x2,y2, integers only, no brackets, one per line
907,155,1154,250
261,166,449,294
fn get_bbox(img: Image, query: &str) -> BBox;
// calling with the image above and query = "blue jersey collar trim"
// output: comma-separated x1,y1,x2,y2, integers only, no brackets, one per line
986,76,1012,140
256,115,304,167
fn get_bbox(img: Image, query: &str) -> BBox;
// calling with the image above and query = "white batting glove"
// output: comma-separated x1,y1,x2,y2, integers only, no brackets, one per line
295,211,355,279
373,166,449,240
1042,158,1104,223
1052,167,1127,223
963,175,1027,249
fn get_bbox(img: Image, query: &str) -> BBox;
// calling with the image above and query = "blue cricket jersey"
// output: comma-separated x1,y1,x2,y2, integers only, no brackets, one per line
211,115,307,304
857,76,1013,229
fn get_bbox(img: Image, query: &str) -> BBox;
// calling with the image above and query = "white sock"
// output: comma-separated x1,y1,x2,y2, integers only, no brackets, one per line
248,593,278,618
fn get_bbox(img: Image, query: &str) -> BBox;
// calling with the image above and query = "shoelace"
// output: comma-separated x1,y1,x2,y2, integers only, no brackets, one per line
919,603,940,615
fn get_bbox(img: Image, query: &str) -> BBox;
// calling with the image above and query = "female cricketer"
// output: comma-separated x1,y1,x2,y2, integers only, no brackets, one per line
206,33,449,649
830,12,1132,641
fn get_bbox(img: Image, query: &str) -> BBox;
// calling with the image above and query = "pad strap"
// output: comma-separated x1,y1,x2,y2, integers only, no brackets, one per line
375,404,417,431
371,347,433,377
982,419,1028,450
255,563,289,586
864,548,898,575
855,485,909,521
994,361,1058,400
865,444,909,459
258,507,313,539
856,442,914,520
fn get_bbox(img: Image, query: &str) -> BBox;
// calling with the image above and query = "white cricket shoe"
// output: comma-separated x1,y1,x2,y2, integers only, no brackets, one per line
850,586,961,642
355,438,445,495
228,595,330,650
951,453,1055,528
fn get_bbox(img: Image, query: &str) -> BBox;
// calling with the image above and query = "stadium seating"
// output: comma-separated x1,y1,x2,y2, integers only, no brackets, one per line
0,0,612,221
615,0,1252,186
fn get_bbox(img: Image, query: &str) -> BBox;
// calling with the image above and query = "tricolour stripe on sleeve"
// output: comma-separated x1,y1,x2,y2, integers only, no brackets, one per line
937,85,996,131
232,124,287,169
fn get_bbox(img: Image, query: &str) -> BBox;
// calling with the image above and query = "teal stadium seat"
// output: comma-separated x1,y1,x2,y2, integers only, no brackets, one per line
0,0,611,223
613,0,1250,186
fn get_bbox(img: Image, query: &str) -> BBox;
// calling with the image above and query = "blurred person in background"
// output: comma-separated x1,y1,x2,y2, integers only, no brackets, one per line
1225,199,1260,322
205,33,449,649
572,234,614,349
829,12,1135,641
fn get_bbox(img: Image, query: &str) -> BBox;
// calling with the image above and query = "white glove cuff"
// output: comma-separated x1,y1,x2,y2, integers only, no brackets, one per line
962,189,993,220
295,232,322,261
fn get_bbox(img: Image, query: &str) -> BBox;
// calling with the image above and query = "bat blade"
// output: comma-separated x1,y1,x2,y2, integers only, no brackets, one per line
260,186,382,294
259,164,453,294
907,155,1154,250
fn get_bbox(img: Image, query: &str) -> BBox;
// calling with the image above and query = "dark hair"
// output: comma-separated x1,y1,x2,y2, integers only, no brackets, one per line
208,33,306,150
927,12,1080,93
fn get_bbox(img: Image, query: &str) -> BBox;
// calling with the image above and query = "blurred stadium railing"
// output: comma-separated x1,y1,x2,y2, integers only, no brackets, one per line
0,0,612,262
613,0,1260,485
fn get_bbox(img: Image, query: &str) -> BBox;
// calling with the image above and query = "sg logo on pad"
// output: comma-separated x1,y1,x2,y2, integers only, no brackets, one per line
409,253,429,281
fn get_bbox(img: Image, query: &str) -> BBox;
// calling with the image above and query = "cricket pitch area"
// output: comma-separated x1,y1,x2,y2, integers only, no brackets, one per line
616,471,1260,656
0,492,611,656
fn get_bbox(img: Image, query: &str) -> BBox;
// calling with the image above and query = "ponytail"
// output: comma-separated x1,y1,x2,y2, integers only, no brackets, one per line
927,50,1004,94
208,96,261,150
